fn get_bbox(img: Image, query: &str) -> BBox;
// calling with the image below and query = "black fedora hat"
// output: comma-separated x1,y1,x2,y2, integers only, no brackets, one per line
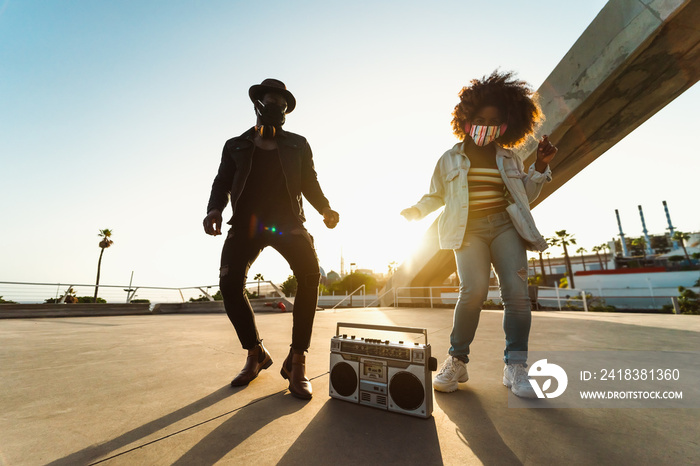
248,78,296,113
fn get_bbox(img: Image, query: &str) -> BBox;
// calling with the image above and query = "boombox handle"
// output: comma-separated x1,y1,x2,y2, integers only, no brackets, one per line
335,322,429,345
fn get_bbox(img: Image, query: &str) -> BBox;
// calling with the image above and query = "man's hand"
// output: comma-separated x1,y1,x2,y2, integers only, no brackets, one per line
203,210,223,236
322,208,340,229
400,207,421,221
535,135,558,172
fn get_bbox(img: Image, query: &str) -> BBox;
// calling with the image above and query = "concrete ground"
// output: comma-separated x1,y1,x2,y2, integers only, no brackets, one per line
1,308,699,466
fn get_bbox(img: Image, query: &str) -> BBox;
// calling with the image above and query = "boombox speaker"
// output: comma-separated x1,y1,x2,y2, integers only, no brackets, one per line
329,322,438,418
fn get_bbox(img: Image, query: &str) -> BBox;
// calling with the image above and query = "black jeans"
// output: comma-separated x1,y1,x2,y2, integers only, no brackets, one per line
219,227,321,352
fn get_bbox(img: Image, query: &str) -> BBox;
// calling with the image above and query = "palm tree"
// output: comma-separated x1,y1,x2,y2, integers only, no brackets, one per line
549,230,577,289
94,229,114,303
545,251,553,275
388,261,398,275
592,245,605,270
253,273,264,297
576,247,587,272
529,257,537,277
631,237,647,263
673,231,692,265
538,251,547,284
601,242,611,269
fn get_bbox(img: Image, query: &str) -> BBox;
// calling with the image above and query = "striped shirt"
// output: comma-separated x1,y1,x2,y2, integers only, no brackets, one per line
467,166,508,218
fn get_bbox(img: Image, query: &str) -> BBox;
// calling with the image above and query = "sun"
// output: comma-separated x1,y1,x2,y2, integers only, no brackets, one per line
242,205,442,286
318,211,440,278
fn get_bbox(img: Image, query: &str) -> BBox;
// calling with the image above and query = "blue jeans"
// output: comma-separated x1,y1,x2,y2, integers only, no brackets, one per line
449,211,531,365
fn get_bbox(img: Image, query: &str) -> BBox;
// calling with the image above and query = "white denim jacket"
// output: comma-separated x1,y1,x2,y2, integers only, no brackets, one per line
412,142,551,251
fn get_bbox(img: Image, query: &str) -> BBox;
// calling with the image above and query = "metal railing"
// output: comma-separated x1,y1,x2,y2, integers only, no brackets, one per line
2,281,693,313
331,285,366,309
394,286,501,308
535,286,589,311
365,287,399,307
387,285,693,313
0,280,281,304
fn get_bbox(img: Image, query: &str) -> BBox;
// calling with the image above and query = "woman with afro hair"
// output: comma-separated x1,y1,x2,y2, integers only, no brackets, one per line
401,71,558,398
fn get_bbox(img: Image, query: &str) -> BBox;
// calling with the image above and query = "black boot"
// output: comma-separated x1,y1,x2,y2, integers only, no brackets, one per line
231,342,272,386
280,348,312,399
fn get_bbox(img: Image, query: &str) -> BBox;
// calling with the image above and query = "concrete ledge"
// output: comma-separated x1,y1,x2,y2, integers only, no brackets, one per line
0,303,151,319
151,298,295,314
152,302,226,314
0,298,297,318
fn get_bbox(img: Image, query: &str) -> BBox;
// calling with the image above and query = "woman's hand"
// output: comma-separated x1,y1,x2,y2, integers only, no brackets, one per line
400,207,421,221
535,135,557,172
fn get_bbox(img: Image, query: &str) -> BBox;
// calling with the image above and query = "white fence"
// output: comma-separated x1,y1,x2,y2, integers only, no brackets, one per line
0,280,379,307
0,281,276,304
392,286,591,310
388,285,692,313
1,281,693,312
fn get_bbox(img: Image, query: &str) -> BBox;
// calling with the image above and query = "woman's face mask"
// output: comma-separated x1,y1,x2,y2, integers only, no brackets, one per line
465,105,507,146
467,124,505,146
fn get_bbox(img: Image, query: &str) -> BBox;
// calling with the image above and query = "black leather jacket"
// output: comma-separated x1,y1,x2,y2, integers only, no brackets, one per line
207,127,331,225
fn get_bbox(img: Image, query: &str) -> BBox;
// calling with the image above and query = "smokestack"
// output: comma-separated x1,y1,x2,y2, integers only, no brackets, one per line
663,200,679,249
615,209,629,256
638,205,654,255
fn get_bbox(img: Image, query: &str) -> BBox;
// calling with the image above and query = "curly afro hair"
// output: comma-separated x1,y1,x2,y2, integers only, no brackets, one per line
451,70,543,148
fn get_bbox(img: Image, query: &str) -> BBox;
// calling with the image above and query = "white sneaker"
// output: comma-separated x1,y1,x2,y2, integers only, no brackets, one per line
433,356,469,392
503,364,537,398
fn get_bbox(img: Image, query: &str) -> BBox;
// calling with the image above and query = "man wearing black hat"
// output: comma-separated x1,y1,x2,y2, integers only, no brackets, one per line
203,78,339,399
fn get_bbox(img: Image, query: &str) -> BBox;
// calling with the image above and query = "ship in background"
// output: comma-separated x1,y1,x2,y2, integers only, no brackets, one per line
529,200,699,310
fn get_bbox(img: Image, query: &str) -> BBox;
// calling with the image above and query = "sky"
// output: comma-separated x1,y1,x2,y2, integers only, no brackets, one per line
1,0,698,297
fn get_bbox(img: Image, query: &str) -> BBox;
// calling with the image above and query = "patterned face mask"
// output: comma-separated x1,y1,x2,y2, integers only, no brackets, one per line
468,124,504,146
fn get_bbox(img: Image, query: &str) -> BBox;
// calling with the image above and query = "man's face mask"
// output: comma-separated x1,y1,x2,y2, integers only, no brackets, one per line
466,123,507,146
255,99,286,138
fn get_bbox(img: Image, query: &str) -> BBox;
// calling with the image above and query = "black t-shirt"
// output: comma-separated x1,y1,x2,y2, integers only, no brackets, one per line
233,147,301,235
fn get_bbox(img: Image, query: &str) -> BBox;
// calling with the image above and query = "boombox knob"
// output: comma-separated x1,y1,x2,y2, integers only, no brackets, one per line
429,357,438,372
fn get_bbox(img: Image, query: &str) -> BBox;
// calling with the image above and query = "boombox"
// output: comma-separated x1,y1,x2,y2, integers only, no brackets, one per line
329,322,438,418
